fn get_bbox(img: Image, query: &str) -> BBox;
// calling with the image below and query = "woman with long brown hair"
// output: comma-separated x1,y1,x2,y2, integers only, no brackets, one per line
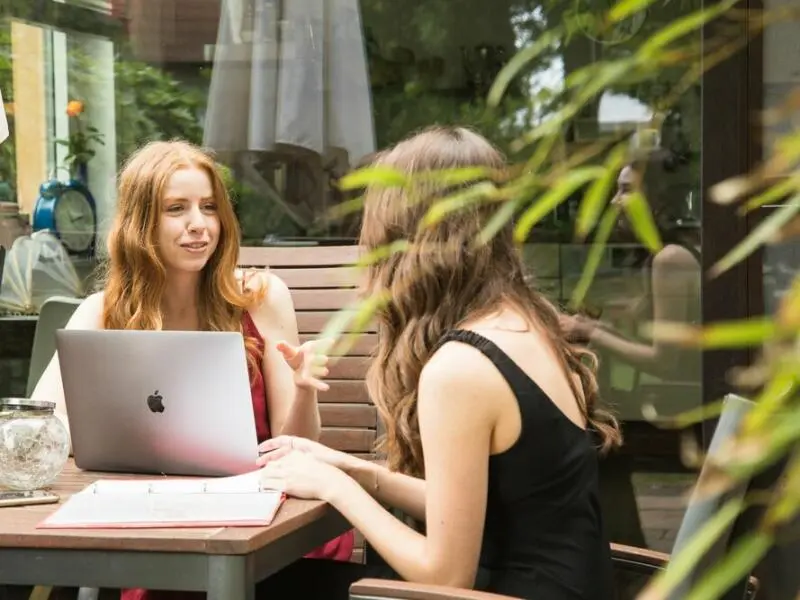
30,140,354,598
257,126,621,600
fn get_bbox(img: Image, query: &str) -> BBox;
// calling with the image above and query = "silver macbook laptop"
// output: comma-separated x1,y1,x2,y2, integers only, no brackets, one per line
56,329,259,477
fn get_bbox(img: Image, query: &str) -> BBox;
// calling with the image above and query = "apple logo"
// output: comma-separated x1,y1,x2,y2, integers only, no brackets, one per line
146,390,165,413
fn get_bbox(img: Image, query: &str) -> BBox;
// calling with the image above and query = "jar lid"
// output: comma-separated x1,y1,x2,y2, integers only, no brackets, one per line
0,398,56,411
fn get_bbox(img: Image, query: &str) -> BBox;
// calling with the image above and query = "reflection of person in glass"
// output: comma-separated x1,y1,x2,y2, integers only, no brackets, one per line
561,153,701,395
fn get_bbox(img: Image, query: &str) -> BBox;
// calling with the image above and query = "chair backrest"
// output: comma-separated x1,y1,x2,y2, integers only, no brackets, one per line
238,245,377,458
667,393,756,599
26,295,83,395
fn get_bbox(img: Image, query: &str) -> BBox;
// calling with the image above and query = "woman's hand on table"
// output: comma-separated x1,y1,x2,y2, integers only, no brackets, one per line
258,449,351,502
257,435,360,472
276,338,332,392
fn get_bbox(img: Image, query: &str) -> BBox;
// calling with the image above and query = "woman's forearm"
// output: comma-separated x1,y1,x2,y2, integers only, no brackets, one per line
348,459,426,522
279,387,322,441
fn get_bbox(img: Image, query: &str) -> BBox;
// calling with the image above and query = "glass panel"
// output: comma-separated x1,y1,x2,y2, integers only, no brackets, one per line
0,0,705,552
763,0,800,157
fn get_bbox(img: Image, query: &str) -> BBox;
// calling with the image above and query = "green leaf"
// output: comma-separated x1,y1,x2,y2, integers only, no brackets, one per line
422,181,498,227
622,191,663,253
608,0,658,23
576,145,627,239
642,497,747,600
638,0,734,58
355,240,410,269
476,199,519,246
338,166,408,191
642,316,778,348
711,194,800,276
417,166,498,187
570,204,621,308
487,28,561,107
514,167,605,243
739,177,799,213
684,532,773,600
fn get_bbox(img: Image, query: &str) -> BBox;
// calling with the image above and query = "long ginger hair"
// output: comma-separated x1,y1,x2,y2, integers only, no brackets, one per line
359,126,621,478
101,140,264,371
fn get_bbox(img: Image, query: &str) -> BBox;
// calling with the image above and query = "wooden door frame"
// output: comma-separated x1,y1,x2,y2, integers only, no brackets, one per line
699,0,760,449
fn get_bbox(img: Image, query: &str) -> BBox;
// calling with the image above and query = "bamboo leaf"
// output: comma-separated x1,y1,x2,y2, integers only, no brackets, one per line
609,0,658,23
740,177,799,213
570,205,621,308
576,145,627,239
638,0,734,58
355,240,410,269
477,199,519,246
422,181,498,227
684,532,773,600
621,191,663,252
514,167,605,243
417,166,499,186
487,28,561,107
642,317,778,348
338,166,408,191
641,497,747,600
711,195,800,276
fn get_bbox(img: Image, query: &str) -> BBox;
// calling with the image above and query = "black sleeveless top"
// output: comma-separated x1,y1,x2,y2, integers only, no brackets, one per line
433,329,615,600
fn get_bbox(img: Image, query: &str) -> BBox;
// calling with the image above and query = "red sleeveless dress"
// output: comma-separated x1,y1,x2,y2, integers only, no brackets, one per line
120,314,354,600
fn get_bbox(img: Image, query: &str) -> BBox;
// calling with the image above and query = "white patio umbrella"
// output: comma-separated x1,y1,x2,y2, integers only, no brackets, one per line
203,0,376,166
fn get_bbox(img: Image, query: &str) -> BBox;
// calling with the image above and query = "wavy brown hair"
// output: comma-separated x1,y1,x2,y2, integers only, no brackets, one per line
359,126,621,478
101,140,264,373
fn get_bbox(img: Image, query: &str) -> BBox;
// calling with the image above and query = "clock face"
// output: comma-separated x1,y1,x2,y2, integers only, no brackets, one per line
53,189,96,253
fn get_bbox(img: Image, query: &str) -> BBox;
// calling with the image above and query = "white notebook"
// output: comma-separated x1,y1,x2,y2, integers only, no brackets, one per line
38,470,284,529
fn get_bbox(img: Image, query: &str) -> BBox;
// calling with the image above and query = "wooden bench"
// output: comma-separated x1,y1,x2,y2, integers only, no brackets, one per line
238,244,377,563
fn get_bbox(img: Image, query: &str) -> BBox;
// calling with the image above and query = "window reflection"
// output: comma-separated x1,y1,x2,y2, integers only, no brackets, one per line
0,0,706,553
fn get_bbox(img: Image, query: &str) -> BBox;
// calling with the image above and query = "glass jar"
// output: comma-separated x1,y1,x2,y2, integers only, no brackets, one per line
0,398,70,491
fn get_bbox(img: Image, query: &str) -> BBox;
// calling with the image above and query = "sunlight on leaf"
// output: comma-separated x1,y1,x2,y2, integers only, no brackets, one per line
514,167,605,243
742,364,797,435
422,181,499,227
609,0,659,23
338,165,408,191
326,196,365,221
570,205,621,308
576,145,627,239
355,240,410,269
739,176,798,213
638,0,735,59
417,166,501,186
711,194,800,276
641,497,747,600
621,191,663,253
477,199,520,246
709,175,753,205
684,532,772,600
764,452,800,527
642,317,778,348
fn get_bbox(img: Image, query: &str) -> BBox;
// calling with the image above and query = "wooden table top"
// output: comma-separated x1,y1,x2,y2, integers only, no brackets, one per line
0,460,333,555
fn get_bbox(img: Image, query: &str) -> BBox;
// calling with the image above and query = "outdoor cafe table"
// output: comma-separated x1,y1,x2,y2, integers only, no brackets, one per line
0,460,350,600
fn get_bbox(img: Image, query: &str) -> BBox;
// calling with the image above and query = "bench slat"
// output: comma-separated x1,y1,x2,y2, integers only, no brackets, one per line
320,381,371,404
296,311,378,333
270,267,361,288
299,333,377,356
290,288,360,310
320,428,376,453
320,404,377,428
239,245,361,267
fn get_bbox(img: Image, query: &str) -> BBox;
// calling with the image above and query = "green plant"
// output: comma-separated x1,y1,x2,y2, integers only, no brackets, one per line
55,99,105,177
322,0,800,598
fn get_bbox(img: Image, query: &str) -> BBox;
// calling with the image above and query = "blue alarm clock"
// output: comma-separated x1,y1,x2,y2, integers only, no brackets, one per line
32,179,97,256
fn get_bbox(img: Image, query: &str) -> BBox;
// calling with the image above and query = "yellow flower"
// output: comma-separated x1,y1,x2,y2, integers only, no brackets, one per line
66,100,84,117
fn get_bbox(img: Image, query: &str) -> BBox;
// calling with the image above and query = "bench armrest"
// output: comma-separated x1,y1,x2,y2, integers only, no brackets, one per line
349,579,520,600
